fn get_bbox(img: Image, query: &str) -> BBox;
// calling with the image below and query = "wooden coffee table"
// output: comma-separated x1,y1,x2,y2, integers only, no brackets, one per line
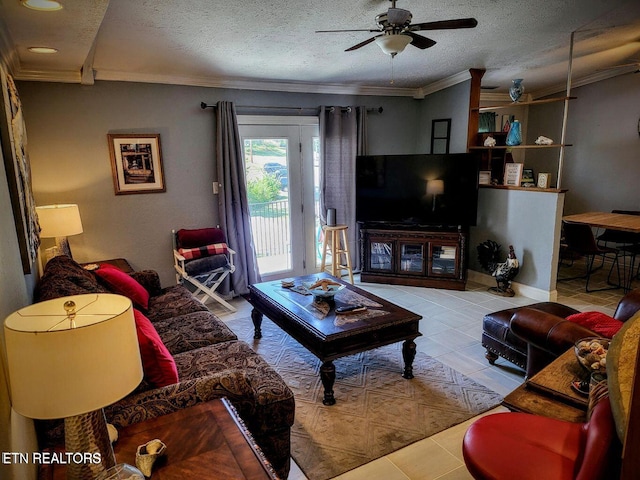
248,273,422,405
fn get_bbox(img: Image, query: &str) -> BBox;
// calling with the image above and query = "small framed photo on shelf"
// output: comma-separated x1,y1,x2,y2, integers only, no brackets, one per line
537,172,550,189
479,171,492,185
521,168,535,187
503,163,523,187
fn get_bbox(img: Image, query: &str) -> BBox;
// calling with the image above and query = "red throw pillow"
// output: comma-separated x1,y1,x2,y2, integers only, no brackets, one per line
177,228,226,248
133,309,179,388
94,266,150,310
566,311,624,338
178,242,229,260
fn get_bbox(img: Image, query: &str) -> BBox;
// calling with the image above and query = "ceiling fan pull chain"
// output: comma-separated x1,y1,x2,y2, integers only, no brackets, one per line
390,54,395,84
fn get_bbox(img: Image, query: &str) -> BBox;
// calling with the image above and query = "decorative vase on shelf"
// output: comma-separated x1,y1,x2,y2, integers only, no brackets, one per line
509,79,524,102
506,120,522,146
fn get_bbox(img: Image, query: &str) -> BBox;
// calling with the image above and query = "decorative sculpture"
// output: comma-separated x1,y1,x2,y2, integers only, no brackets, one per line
477,240,520,297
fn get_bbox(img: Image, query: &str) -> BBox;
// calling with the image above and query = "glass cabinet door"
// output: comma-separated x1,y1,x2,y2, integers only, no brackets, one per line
429,244,459,277
369,241,393,271
399,243,424,274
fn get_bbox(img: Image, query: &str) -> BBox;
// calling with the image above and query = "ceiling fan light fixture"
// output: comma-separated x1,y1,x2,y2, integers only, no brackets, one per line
21,0,63,11
375,34,412,56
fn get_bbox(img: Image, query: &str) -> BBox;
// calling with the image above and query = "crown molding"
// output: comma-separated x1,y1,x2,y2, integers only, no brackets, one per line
0,19,19,75
13,67,81,83
415,70,471,99
92,69,421,97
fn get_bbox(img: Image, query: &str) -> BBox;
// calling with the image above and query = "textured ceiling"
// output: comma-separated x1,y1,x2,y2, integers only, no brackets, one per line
1,0,639,98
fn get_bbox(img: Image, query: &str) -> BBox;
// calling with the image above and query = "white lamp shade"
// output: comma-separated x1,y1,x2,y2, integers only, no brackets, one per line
36,204,83,238
4,294,143,419
427,179,445,196
375,34,412,55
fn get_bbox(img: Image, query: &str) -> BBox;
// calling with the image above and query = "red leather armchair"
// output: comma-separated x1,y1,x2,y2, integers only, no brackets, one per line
463,396,620,480
510,288,640,378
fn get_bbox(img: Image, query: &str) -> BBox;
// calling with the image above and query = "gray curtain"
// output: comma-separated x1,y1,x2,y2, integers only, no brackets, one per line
215,101,261,295
319,106,367,271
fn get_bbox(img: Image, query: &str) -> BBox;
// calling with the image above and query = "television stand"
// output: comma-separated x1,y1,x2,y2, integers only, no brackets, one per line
358,223,468,290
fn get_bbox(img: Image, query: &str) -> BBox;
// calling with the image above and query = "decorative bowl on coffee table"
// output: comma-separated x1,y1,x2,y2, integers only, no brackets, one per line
302,281,345,299
574,337,610,375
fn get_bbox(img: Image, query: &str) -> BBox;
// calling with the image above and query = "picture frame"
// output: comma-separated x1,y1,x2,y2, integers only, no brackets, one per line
521,168,535,186
537,172,550,189
503,162,523,187
0,64,40,273
108,133,166,195
430,118,451,154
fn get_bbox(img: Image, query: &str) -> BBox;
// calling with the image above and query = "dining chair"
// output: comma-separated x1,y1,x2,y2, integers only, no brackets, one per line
559,221,621,292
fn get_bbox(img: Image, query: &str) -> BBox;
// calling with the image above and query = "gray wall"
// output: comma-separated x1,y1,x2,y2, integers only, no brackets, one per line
0,136,37,479
417,80,471,153
17,81,424,285
526,72,640,211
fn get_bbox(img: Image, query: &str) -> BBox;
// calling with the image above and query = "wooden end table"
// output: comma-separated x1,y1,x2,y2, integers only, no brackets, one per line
45,399,278,480
502,348,588,422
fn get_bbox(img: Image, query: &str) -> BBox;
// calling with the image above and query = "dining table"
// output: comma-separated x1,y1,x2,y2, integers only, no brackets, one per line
563,211,640,291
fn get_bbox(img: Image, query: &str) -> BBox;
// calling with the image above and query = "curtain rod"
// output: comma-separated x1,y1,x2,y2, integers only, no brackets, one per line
199,102,383,114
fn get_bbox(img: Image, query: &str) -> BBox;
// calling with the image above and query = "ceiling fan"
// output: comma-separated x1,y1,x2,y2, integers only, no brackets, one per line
316,0,478,57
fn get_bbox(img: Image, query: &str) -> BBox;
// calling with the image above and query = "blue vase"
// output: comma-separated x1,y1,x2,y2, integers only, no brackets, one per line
509,79,524,102
506,120,522,146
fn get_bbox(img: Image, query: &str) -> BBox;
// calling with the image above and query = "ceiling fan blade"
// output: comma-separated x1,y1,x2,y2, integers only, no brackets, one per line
411,18,478,31
406,32,436,50
316,29,379,33
345,36,378,52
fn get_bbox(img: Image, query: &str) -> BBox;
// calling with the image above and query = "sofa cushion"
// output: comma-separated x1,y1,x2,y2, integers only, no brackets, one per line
179,242,228,260
566,311,623,338
145,285,208,323
176,228,227,249
152,311,237,355
184,254,230,276
95,265,150,310
134,309,179,387
174,340,295,435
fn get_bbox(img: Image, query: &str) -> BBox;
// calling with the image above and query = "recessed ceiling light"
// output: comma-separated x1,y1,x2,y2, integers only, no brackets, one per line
27,46,59,54
21,0,63,11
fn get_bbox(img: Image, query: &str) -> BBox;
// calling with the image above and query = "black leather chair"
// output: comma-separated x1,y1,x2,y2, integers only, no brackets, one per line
559,221,621,292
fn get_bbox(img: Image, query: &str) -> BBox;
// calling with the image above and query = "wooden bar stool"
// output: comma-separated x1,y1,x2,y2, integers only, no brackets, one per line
320,225,354,283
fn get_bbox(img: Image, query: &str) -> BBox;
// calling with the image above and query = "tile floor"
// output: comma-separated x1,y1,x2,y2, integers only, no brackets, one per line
208,258,628,480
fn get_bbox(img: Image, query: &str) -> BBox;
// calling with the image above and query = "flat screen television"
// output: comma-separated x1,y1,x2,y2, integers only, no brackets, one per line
355,153,480,227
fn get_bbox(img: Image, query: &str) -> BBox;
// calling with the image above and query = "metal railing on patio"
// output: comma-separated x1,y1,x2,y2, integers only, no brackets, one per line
249,199,290,259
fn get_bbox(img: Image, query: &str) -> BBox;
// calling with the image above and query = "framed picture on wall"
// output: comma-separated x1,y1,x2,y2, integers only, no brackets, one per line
430,118,451,154
0,64,40,273
108,133,166,195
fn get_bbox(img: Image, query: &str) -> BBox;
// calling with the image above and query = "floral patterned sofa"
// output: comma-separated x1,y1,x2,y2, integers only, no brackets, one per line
34,255,295,478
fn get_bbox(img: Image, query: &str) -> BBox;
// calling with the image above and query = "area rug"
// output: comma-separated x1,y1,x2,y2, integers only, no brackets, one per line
227,317,503,480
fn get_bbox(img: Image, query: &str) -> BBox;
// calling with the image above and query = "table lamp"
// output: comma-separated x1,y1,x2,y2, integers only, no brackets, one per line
426,179,444,212
36,204,84,258
4,293,144,480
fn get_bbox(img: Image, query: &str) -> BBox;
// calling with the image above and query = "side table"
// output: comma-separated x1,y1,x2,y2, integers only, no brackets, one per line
44,398,279,480
502,348,588,422
82,258,134,273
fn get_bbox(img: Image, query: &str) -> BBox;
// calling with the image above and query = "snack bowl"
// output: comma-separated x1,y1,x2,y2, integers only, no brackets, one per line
574,337,610,374
302,281,345,299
